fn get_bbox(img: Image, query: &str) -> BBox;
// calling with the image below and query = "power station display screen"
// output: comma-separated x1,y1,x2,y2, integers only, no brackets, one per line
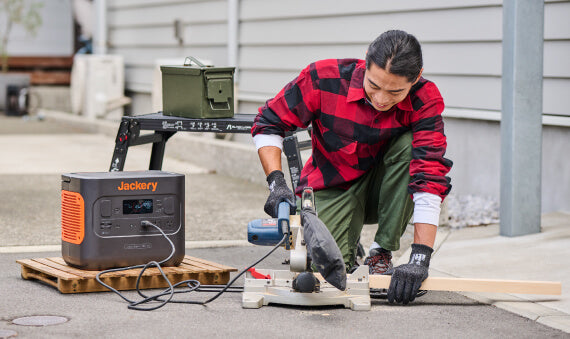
123,199,153,214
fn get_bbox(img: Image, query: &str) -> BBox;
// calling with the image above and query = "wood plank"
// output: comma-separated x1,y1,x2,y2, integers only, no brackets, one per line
30,71,71,85
4,70,71,85
49,257,184,278
17,259,78,280
35,257,98,279
368,275,562,295
7,56,73,68
180,258,229,273
22,270,60,289
179,261,216,273
184,256,238,272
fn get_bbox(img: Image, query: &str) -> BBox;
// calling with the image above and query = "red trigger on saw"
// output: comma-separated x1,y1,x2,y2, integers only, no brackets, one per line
248,267,271,279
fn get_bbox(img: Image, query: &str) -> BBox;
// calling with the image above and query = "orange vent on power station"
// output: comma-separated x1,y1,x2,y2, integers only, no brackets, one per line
61,190,85,245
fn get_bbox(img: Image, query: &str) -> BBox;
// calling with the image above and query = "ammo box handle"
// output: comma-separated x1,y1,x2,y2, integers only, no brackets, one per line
209,100,231,111
184,56,208,67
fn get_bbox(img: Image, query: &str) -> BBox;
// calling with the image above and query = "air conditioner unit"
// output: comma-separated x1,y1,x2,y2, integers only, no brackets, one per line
71,55,130,119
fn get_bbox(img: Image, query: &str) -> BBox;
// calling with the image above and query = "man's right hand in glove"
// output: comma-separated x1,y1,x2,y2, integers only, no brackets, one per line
264,170,296,217
386,243,433,305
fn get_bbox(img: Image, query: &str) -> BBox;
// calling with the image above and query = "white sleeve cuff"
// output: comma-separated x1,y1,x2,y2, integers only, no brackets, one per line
412,192,442,226
253,134,284,151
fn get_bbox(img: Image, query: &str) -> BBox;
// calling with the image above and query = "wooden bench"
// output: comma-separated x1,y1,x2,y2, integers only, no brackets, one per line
5,56,73,85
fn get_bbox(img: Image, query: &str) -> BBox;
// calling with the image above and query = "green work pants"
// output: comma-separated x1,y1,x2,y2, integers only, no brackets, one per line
310,131,414,270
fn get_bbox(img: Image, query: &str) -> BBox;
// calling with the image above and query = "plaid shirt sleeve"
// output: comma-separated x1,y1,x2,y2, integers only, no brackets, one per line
408,80,453,199
252,64,319,137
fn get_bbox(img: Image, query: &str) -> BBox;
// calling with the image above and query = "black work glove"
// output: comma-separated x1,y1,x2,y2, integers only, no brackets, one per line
264,170,296,217
386,243,433,305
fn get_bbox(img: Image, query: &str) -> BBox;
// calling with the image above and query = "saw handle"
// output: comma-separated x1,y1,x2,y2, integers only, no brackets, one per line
277,200,291,227
277,201,291,247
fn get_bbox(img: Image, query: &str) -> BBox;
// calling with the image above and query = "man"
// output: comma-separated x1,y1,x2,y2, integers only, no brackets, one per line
251,30,452,304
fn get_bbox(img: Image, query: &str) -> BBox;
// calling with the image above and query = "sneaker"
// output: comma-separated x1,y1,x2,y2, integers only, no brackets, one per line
364,248,393,275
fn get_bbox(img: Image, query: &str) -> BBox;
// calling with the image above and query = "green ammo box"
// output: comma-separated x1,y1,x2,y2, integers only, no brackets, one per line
161,56,235,119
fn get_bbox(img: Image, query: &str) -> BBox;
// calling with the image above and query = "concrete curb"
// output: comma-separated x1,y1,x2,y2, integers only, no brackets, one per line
0,240,252,254
0,245,61,254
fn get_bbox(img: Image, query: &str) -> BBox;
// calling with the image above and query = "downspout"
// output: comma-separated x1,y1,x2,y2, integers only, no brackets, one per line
228,0,239,82
94,0,107,55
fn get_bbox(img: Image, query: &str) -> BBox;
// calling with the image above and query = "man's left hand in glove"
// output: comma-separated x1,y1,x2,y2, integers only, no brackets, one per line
386,243,433,305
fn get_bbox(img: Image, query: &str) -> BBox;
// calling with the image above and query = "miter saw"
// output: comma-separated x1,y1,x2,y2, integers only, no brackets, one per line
242,187,371,311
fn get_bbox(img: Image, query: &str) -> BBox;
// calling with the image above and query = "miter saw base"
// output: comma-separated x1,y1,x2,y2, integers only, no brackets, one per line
242,265,371,311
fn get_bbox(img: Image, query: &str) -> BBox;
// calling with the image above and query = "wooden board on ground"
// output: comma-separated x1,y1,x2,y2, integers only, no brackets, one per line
368,275,562,295
16,256,237,294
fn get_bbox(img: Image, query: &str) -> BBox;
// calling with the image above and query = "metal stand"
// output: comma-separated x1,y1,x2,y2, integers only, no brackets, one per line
242,265,371,311
109,112,255,171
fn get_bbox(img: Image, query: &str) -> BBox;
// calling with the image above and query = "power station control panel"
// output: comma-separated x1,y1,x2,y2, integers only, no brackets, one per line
93,195,181,237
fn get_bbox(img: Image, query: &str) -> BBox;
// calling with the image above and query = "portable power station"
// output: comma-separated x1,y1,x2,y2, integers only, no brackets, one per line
61,171,185,270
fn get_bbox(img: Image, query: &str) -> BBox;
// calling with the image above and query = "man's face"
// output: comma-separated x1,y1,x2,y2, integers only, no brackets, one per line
363,62,422,112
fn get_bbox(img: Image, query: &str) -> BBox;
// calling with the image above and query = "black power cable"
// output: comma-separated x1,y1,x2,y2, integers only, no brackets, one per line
96,220,286,311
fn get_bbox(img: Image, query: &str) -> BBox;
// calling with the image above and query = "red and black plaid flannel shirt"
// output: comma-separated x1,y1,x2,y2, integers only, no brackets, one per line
252,58,452,199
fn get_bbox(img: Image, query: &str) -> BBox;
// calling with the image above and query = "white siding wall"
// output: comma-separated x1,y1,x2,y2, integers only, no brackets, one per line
107,0,229,93
107,0,569,119
238,0,569,119
106,0,570,212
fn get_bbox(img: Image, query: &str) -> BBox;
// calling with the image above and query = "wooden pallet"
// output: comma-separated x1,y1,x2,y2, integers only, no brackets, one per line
17,256,237,294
